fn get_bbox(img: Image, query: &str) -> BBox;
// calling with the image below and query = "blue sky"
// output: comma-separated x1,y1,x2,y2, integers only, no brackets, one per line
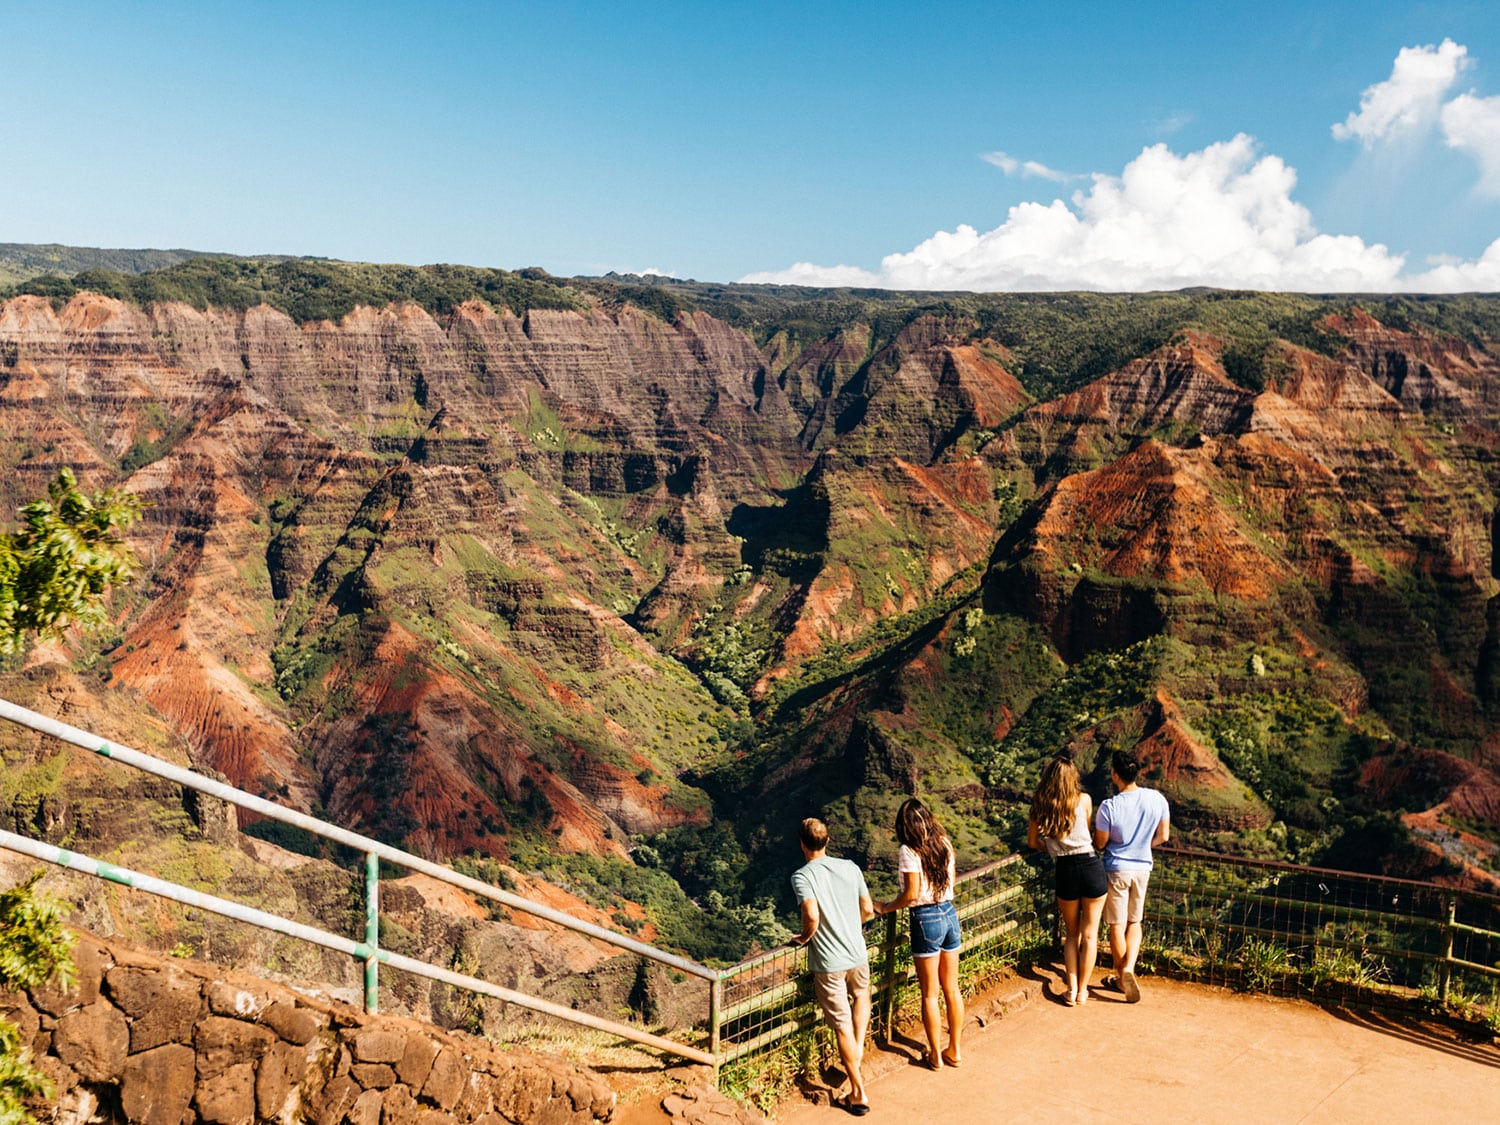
5,1,1500,290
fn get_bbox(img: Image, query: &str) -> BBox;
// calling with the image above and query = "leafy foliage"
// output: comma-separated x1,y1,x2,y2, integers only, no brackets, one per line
971,636,1168,788
0,468,141,654
1200,692,1357,833
511,841,790,964
0,874,76,1124
0,874,74,991
0,1024,49,1125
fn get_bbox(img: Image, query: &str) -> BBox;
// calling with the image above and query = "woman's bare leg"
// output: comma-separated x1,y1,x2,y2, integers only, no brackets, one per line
1057,897,1082,1002
938,947,964,1063
914,954,943,1067
1077,894,1104,1002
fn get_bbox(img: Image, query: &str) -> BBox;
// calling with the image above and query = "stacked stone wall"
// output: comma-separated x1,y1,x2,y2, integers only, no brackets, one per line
0,930,616,1124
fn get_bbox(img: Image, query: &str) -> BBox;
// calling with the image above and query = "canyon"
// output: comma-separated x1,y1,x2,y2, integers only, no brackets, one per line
1,262,1499,993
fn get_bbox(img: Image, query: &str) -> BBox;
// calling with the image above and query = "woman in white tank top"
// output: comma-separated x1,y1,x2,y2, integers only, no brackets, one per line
874,798,964,1069
1028,755,1107,1006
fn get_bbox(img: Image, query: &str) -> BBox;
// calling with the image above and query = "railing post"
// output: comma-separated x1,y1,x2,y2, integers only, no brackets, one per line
878,909,899,1040
709,974,723,1083
1438,894,1456,1004
365,851,380,1015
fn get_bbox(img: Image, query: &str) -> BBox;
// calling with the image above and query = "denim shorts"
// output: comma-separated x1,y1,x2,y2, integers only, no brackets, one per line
909,900,961,958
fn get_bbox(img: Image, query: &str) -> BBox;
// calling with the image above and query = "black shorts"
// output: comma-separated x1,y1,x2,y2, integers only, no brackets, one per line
1054,853,1107,901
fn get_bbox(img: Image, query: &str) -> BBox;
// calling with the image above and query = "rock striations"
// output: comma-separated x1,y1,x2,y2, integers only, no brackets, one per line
2,280,1499,937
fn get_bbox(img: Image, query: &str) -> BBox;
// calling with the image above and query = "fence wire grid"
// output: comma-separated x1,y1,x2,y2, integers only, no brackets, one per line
715,854,1055,1069
1143,848,1500,1014
711,846,1500,1081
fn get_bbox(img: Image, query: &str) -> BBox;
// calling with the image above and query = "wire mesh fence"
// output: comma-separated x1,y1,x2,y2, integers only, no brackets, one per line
1143,847,1500,1019
710,846,1500,1093
715,854,1055,1075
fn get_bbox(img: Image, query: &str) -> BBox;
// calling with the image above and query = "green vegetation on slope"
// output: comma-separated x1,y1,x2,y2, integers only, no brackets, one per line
3,257,582,323
509,838,791,964
575,277,1349,401
0,253,1439,402
0,242,208,288
9,251,1500,960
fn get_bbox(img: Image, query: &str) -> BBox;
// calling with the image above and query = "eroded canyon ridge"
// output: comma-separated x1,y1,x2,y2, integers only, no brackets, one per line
3,256,1500,964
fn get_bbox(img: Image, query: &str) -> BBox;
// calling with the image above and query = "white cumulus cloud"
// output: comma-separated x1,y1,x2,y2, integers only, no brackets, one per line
742,135,1415,293
1406,238,1500,290
1332,39,1469,147
980,150,1073,182
744,39,1500,295
1441,91,1500,196
743,262,885,288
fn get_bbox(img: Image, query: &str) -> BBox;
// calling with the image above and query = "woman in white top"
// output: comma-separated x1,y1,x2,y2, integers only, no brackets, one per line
1028,755,1108,1006
874,798,963,1069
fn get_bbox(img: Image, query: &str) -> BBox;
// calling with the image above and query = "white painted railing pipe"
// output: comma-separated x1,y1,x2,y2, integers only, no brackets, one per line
0,696,714,981
0,829,713,1065
0,828,369,959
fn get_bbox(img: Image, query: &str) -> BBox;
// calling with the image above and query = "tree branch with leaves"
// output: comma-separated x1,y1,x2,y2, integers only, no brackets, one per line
0,467,142,655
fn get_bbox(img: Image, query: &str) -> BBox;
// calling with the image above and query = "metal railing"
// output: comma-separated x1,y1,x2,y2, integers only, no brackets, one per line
708,846,1500,1078
714,853,1054,1069
0,692,1057,1079
1144,846,1500,1011
0,697,716,1067
7,690,1499,1083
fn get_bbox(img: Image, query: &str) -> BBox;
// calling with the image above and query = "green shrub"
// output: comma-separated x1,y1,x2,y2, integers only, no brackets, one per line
0,874,77,1124
0,874,74,992
1238,937,1291,991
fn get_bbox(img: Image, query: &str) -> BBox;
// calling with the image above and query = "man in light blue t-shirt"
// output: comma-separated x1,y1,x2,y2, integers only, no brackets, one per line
1094,750,1170,1004
791,817,875,1116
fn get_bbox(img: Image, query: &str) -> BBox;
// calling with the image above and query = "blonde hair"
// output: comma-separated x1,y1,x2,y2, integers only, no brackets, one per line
1030,757,1082,841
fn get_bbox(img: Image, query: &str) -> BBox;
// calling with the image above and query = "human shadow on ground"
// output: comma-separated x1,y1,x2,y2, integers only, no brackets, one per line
1324,1004,1500,1070
883,1026,932,1068
1021,957,1132,1006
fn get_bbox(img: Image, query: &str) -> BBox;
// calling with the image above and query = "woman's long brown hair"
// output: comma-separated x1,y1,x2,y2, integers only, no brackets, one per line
1030,756,1083,841
895,798,952,898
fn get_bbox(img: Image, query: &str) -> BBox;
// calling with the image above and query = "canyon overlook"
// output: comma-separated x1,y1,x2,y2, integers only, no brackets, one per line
2,267,1500,983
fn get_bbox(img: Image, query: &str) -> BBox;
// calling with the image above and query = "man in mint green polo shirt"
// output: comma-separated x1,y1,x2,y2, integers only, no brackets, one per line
791,817,875,1116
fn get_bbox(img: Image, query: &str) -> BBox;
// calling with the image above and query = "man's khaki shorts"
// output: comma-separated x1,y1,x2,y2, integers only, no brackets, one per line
812,965,870,1038
1104,869,1151,926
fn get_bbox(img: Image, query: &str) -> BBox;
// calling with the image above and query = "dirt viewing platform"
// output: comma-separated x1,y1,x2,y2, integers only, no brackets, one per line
773,968,1500,1124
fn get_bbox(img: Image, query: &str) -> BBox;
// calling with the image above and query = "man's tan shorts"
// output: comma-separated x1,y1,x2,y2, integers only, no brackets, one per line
812,965,870,1038
1104,869,1151,926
